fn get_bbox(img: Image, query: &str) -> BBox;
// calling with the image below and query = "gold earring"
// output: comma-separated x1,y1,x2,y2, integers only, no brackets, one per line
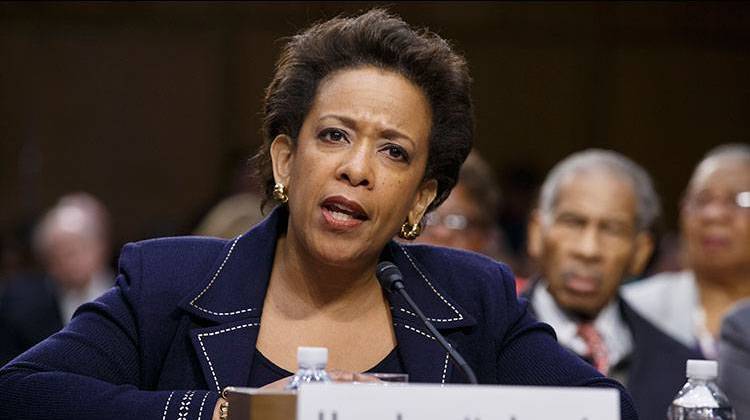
399,220,422,240
272,182,288,204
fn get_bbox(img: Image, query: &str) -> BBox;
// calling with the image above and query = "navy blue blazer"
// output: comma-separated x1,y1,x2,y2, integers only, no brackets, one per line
525,282,700,420
0,208,637,420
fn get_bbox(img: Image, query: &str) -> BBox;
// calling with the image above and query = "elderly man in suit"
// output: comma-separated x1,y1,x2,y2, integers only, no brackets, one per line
0,193,113,366
524,149,701,420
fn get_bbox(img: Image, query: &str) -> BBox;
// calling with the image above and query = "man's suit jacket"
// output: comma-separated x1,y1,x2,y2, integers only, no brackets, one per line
0,207,637,420
0,273,64,366
525,281,701,420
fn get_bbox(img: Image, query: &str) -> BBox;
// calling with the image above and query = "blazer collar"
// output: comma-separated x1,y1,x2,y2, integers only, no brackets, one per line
178,207,283,324
179,206,476,329
179,206,477,388
380,241,476,330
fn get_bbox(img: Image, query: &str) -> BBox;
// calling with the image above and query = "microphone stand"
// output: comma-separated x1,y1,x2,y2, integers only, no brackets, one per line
377,262,478,384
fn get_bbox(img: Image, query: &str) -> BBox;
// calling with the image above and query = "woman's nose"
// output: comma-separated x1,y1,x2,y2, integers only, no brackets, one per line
337,144,374,188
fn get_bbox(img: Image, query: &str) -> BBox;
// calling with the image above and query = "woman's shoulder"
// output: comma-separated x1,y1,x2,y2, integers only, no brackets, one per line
116,235,233,297
621,270,695,308
125,234,229,257
122,235,230,270
392,243,515,302
398,243,513,280
389,243,521,334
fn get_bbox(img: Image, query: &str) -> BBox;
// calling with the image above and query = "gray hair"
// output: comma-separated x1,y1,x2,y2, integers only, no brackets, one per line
538,149,661,232
32,192,111,257
702,143,750,162
689,143,750,188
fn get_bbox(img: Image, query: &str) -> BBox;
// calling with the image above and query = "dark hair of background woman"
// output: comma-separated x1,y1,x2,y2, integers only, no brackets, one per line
254,8,474,212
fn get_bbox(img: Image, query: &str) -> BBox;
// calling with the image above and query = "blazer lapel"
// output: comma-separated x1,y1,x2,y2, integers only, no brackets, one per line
190,318,262,392
382,242,476,384
392,312,455,383
178,207,286,391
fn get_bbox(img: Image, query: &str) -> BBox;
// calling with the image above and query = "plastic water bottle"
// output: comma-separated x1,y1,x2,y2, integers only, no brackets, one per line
667,360,736,420
285,346,332,391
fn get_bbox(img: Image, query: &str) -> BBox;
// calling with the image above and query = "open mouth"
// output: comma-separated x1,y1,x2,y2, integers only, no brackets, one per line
321,196,369,225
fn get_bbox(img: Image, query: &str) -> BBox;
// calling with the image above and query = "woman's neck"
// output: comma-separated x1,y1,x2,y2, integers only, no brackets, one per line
694,267,750,300
268,235,385,318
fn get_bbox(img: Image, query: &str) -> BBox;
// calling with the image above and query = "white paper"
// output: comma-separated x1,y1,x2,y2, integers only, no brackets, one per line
297,383,619,420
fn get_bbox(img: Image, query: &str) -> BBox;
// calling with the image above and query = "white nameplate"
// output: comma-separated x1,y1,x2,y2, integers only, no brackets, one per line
297,383,619,420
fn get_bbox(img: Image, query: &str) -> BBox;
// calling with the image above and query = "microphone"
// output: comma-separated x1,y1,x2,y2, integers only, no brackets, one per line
376,261,478,384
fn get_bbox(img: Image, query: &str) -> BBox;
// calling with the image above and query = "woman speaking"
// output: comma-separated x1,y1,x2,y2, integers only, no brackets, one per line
0,9,636,420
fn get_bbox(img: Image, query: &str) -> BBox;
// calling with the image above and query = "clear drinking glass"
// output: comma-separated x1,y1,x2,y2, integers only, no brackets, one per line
358,373,409,385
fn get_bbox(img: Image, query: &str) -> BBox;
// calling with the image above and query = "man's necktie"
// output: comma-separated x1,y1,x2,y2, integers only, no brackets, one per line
577,322,609,375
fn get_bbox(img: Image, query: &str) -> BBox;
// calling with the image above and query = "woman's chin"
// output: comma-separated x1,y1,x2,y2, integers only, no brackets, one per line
309,241,376,270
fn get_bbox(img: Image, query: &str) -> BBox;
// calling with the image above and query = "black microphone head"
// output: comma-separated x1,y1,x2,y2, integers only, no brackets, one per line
376,261,404,293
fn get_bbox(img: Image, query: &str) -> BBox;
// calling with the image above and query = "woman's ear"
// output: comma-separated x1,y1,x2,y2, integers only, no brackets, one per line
270,135,294,185
408,179,438,224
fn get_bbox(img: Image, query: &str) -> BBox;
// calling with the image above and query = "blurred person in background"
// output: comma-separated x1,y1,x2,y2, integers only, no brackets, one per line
0,226,34,282
194,192,265,239
524,149,700,420
194,151,268,239
416,150,523,290
0,192,113,366
193,150,263,239
624,144,750,360
718,299,750,419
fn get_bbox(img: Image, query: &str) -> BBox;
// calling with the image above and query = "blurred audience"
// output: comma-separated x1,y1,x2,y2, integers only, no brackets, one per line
0,192,114,366
0,224,36,283
624,144,750,359
641,230,684,278
193,150,268,239
193,192,265,239
523,149,700,420
415,150,522,289
718,299,750,419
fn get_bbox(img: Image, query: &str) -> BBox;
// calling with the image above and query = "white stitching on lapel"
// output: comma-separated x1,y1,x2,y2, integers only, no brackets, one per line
399,308,419,318
196,393,209,420
399,322,450,384
197,322,260,391
397,244,464,322
402,323,435,340
441,352,450,384
177,391,195,420
189,237,257,316
162,391,174,420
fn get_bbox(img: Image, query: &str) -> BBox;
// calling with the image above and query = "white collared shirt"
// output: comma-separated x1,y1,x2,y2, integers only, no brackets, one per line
532,282,634,369
59,271,112,324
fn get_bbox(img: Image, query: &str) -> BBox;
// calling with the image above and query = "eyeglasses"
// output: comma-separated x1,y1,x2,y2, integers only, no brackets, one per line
424,213,471,231
683,191,750,213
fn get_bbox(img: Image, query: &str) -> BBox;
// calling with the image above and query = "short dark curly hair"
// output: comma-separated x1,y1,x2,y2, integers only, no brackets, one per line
254,8,474,212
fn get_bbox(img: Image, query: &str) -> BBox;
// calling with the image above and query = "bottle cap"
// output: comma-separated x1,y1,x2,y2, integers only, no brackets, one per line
297,346,328,369
686,359,717,380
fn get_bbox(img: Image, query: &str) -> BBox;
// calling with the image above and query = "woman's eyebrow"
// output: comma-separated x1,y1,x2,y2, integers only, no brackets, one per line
318,114,357,129
381,128,415,148
318,114,415,146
